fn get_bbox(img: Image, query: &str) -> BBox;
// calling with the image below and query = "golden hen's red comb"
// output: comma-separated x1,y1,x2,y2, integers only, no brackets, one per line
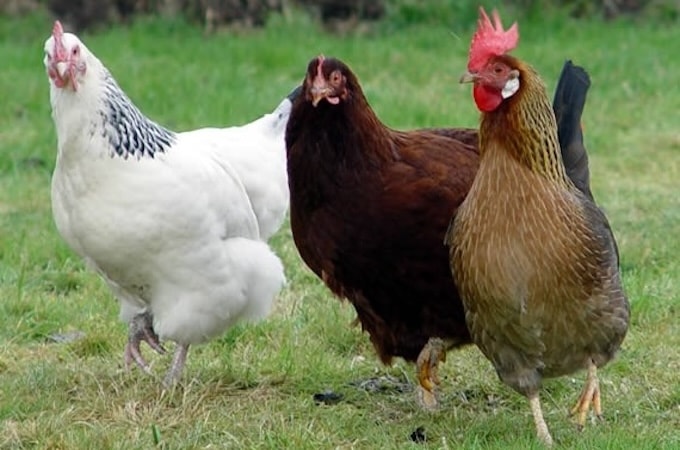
467,7,519,72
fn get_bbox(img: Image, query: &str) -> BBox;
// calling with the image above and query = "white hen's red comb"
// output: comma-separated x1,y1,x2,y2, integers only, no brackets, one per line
52,20,63,38
52,20,67,61
467,7,519,72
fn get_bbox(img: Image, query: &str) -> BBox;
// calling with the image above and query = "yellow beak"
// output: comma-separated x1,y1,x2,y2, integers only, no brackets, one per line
459,70,478,84
310,86,331,107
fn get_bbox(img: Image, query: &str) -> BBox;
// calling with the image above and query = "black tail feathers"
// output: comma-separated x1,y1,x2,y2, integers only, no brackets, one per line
553,60,594,201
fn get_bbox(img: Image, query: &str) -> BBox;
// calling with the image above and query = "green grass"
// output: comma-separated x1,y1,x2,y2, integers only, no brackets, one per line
1,8,679,450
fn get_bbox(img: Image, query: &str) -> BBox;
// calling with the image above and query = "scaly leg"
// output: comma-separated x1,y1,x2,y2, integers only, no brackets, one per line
163,343,190,387
529,392,554,447
124,311,166,373
415,337,446,410
570,359,602,429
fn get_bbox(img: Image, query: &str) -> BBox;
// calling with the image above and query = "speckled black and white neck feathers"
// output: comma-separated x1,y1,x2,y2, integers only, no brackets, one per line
97,69,176,159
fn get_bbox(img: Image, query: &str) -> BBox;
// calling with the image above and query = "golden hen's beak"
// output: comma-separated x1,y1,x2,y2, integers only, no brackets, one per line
459,71,478,84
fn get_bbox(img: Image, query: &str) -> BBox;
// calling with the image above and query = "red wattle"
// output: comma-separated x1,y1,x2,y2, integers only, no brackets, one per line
473,84,503,112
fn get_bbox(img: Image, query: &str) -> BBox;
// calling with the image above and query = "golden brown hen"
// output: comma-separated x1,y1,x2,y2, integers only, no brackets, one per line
446,8,630,446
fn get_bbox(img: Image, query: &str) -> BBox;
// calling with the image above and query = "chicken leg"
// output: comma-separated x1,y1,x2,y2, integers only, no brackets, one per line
163,344,189,387
570,359,602,429
529,392,554,447
124,311,165,373
415,337,446,410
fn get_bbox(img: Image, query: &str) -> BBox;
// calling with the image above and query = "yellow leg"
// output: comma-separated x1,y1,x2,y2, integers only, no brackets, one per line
529,393,554,447
415,337,446,410
570,359,602,429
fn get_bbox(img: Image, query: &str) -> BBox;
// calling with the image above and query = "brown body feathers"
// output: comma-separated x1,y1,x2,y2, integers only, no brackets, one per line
286,57,478,364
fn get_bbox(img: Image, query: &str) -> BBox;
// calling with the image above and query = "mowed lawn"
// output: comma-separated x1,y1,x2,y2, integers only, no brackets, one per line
0,8,678,450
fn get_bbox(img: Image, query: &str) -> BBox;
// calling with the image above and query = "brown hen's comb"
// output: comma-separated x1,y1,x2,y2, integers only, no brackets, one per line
316,55,325,76
312,54,326,88
52,20,67,60
467,7,519,72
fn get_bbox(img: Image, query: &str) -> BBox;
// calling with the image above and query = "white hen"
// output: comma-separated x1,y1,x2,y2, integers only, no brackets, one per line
44,21,296,386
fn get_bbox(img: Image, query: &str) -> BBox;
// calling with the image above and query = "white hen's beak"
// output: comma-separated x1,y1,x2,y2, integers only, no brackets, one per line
49,54,80,91
56,61,70,79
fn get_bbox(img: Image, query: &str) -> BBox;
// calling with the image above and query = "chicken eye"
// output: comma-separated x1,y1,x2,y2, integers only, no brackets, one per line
330,71,342,84
72,46,79,56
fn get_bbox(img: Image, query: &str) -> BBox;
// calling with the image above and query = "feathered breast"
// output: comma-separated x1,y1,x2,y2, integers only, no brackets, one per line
286,92,479,362
450,143,599,309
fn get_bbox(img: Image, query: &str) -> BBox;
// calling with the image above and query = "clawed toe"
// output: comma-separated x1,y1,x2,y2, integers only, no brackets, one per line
569,360,603,430
124,340,152,373
124,311,165,373
415,337,446,410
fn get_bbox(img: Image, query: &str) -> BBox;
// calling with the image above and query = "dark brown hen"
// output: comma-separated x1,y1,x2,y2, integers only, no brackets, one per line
286,55,478,407
446,8,629,446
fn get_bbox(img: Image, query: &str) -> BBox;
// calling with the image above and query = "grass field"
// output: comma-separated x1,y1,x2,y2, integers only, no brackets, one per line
1,6,679,449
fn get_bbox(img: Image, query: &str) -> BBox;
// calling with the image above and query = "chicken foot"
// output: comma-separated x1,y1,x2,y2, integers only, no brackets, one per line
163,344,189,387
415,337,446,410
124,311,166,373
569,359,602,429
529,392,554,447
